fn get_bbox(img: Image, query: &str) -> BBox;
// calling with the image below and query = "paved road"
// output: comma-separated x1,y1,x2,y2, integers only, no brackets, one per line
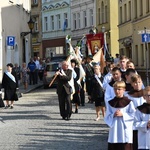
0,87,108,150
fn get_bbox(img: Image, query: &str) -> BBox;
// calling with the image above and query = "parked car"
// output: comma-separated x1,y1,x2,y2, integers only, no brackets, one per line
43,62,60,88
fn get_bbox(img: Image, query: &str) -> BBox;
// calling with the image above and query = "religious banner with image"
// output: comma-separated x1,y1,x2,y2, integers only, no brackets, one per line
86,33,104,55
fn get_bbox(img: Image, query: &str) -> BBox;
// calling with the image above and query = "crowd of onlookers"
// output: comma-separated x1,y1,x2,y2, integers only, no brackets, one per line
12,56,52,90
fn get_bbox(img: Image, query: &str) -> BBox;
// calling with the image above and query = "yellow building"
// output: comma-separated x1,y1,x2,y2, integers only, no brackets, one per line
31,0,43,58
96,0,119,58
118,0,150,70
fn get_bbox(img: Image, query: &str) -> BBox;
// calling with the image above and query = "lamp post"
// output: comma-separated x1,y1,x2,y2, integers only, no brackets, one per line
20,16,34,59
20,17,34,36
144,27,149,86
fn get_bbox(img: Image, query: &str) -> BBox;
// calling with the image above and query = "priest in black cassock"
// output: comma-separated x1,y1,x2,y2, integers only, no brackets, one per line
2,63,18,109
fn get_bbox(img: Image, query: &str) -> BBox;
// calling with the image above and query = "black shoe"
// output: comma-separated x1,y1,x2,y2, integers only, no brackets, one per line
62,117,66,120
10,106,14,109
75,109,78,113
65,115,70,121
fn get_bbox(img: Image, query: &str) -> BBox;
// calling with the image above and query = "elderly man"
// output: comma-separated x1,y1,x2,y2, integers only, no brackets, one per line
56,61,72,120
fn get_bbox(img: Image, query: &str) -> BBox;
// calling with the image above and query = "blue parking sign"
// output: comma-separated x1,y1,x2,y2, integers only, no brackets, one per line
7,36,15,46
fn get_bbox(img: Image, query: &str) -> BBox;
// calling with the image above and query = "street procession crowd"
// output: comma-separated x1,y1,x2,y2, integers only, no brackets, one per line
0,50,150,149
54,51,150,150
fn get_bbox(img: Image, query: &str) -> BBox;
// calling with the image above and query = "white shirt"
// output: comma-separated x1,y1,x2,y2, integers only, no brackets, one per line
34,60,40,69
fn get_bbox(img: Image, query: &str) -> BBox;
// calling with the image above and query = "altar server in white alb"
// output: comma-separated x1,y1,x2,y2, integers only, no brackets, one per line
134,86,150,150
104,67,122,109
104,81,136,150
125,74,146,150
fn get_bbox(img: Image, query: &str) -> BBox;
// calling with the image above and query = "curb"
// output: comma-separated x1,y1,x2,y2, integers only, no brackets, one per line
20,84,43,94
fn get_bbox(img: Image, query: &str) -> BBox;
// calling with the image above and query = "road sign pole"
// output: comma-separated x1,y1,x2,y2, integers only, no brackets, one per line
144,27,149,86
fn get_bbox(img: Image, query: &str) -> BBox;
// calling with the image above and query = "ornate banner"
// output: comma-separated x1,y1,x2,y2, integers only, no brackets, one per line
86,33,104,55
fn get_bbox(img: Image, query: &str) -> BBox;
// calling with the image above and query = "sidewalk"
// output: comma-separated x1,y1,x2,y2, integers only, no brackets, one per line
19,81,43,94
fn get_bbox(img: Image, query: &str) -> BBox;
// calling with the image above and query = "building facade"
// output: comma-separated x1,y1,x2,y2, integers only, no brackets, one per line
70,0,96,56
42,0,71,58
0,0,31,84
96,0,119,57
118,0,150,70
31,0,43,58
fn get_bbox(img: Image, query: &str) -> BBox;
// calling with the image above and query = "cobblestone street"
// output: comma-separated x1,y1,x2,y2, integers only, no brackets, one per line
0,87,108,150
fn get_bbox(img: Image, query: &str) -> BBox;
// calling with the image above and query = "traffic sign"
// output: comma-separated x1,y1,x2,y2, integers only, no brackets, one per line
7,36,15,46
138,29,150,34
141,33,150,43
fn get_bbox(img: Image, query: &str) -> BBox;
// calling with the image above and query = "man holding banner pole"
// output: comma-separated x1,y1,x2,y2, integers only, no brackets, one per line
55,61,72,121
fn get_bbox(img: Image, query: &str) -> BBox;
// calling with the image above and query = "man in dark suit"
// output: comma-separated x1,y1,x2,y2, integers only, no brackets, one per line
56,61,72,120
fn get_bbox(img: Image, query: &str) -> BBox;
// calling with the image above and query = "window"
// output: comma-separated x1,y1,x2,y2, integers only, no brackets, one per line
141,44,144,66
73,13,76,29
77,13,80,28
146,0,150,13
124,4,127,22
135,45,138,66
101,1,104,23
46,63,59,72
50,16,54,30
98,8,100,24
83,11,87,27
33,0,38,4
134,0,137,19
105,6,107,23
128,1,131,20
64,13,68,28
44,17,48,31
56,14,61,30
34,17,39,31
56,47,63,54
139,0,143,16
120,7,122,24
90,9,93,26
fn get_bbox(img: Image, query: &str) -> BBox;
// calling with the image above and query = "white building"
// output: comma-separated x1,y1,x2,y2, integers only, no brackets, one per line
42,0,71,58
0,0,31,85
70,0,96,55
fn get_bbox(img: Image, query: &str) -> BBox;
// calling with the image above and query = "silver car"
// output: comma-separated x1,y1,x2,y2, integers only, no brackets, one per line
43,62,60,88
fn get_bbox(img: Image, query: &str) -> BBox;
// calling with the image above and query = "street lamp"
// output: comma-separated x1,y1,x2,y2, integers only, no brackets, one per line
20,17,34,37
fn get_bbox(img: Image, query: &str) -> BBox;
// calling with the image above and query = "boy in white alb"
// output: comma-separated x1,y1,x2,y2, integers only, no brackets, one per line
104,67,122,109
134,86,150,150
104,81,136,150
125,74,146,150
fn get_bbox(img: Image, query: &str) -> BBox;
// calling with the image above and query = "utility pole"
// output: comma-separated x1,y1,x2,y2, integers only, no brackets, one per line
144,27,149,86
